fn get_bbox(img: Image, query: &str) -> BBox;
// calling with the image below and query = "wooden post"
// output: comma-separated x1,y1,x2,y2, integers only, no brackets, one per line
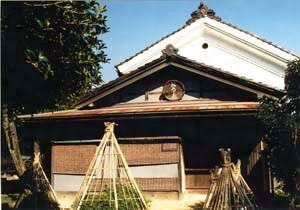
179,145,186,195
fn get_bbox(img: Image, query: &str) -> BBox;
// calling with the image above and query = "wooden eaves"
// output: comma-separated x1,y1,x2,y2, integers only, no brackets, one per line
19,101,260,123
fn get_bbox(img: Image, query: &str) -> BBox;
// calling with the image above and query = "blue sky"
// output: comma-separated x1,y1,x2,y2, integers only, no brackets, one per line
100,0,300,82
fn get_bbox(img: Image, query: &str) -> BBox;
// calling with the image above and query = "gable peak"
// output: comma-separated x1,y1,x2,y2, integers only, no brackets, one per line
186,3,221,24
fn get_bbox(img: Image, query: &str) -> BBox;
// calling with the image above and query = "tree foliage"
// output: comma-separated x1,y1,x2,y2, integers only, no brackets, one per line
257,59,300,206
1,0,109,177
2,1,109,115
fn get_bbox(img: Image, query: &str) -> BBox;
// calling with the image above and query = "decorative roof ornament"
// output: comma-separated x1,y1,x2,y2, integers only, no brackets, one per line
186,3,221,24
162,44,178,56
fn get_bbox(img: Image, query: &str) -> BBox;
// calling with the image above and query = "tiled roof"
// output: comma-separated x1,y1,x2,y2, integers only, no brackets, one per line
115,3,298,73
114,24,188,71
74,52,282,109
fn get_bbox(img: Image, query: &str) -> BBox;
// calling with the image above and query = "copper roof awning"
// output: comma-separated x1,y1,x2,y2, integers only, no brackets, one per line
19,101,260,121
52,136,182,144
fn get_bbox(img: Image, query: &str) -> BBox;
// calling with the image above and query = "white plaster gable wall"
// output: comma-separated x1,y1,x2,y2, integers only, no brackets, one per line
117,17,298,90
118,19,206,74
179,28,285,89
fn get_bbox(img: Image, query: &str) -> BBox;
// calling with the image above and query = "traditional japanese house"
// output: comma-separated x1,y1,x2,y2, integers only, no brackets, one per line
18,3,298,205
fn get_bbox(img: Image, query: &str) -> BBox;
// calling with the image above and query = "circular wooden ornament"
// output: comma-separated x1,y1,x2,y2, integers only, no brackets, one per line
162,80,185,101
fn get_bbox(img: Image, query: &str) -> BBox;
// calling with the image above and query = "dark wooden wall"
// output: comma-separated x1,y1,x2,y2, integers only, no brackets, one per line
87,66,257,109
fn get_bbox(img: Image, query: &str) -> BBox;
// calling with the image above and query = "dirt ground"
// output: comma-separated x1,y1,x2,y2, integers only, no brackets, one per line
56,191,207,210
147,192,206,210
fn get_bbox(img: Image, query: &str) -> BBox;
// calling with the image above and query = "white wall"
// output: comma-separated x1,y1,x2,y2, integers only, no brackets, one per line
53,163,179,191
117,17,297,90
130,163,178,178
53,174,84,191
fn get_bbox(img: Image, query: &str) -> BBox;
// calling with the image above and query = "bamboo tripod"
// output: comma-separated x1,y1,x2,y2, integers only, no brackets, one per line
14,142,60,209
72,122,147,210
203,148,260,210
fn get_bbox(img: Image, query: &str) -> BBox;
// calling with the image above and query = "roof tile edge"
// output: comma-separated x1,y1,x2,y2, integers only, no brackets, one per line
115,3,298,74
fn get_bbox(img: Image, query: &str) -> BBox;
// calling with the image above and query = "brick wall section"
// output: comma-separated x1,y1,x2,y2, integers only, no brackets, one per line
121,143,179,165
185,174,210,189
88,178,180,192
52,143,180,174
136,178,179,191
52,144,96,174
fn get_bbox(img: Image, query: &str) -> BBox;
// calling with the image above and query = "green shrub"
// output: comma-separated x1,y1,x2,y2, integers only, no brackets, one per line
80,185,148,210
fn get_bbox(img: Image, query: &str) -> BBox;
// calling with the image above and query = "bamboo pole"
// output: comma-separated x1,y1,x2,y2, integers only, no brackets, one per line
75,133,109,210
74,122,147,210
112,135,119,209
112,132,147,209
203,148,259,210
